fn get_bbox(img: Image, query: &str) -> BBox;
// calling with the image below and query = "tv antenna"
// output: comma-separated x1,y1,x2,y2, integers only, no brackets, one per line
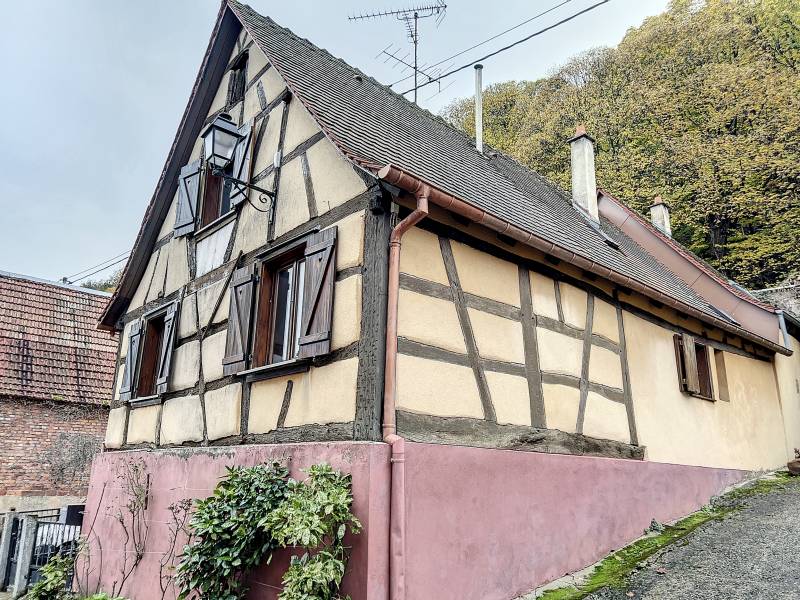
349,1,447,103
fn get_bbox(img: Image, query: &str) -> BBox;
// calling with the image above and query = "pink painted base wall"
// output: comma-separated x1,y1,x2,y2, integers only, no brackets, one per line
79,442,390,600
402,442,746,600
81,441,747,600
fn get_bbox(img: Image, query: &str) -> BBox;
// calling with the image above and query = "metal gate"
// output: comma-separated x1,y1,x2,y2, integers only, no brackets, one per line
28,520,80,587
2,516,20,589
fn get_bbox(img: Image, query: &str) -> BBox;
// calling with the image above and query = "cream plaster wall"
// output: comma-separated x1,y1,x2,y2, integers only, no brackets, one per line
249,375,290,434
331,275,361,350
162,237,190,296
543,384,580,433
332,211,365,270
396,354,484,418
201,330,227,383
126,405,159,445
252,103,284,176
205,384,243,440
588,345,623,390
230,173,274,256
530,272,559,321
283,357,359,427
129,250,158,310
157,193,178,240
178,295,198,339
560,283,587,329
274,157,309,237
468,308,525,364
485,371,531,426
593,298,620,343
282,99,320,155
195,221,235,277
306,139,367,214
146,249,168,303
625,311,788,470
170,341,200,392
450,241,520,307
582,392,630,444
398,289,466,354
104,407,127,449
400,227,449,286
537,328,582,377
775,335,800,453
197,279,230,328
160,395,204,445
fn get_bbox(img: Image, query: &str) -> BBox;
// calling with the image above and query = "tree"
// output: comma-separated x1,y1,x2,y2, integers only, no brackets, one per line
443,0,800,288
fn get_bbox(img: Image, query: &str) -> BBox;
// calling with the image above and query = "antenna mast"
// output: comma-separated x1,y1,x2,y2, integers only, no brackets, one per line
349,1,447,103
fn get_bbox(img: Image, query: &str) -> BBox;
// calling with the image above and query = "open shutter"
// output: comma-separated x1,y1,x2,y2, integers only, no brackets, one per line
298,227,337,358
155,302,179,395
674,333,700,394
229,121,254,208
174,159,202,236
223,264,257,375
119,320,142,402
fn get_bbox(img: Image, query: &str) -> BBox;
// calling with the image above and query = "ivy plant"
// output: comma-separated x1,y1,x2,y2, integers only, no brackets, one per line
266,464,362,600
176,462,290,600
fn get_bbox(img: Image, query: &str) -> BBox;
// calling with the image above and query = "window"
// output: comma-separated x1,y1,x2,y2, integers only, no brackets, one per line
673,333,714,401
222,228,338,377
200,162,233,228
227,53,247,106
254,255,306,366
119,302,179,402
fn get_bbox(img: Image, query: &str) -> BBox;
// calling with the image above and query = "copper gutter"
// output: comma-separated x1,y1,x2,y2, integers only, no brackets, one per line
376,164,790,356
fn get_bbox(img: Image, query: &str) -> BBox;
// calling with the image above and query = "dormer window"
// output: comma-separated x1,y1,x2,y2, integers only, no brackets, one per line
227,53,247,106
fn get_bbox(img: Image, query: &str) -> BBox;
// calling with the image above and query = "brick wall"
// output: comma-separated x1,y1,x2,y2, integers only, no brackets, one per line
0,396,108,500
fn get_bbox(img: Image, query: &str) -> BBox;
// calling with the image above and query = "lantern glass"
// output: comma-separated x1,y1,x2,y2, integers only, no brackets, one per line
201,113,241,170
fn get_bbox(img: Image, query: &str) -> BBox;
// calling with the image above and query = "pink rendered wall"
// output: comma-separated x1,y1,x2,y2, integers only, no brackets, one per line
80,442,390,600
402,442,746,600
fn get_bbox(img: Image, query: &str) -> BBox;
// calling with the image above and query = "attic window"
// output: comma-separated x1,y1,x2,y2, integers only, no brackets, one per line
227,53,248,106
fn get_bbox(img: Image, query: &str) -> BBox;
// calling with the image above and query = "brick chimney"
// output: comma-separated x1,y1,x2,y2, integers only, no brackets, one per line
649,195,672,237
568,125,598,222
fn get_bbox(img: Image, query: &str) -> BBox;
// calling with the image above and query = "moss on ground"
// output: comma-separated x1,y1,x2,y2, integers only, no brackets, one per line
539,472,794,600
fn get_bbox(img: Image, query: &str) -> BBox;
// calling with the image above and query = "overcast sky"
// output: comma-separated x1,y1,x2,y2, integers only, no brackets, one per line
0,0,667,284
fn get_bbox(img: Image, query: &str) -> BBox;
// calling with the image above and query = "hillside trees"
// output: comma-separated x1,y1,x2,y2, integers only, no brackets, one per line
443,0,800,288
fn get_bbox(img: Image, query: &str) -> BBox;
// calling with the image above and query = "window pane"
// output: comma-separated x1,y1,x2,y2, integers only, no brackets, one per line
271,265,293,363
293,259,306,357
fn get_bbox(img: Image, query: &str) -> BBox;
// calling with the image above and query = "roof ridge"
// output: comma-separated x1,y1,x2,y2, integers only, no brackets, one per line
0,270,112,298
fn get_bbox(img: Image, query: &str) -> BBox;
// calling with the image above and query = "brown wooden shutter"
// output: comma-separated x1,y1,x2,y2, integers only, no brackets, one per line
223,264,257,375
174,159,202,236
229,121,254,208
695,343,713,399
155,302,179,395
298,227,337,358
674,333,700,394
119,320,142,402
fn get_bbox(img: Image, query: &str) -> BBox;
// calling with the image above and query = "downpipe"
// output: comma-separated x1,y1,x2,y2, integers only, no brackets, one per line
383,187,429,600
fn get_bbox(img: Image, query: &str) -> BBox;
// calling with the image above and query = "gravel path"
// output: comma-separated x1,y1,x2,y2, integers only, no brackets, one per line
586,476,800,599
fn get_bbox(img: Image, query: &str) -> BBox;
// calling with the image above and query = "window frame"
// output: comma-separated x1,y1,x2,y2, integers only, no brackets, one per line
252,244,308,369
227,52,248,107
131,305,170,402
198,162,234,230
673,333,715,402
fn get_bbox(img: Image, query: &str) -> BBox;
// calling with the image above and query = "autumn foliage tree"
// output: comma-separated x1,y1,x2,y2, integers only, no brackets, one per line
443,0,800,288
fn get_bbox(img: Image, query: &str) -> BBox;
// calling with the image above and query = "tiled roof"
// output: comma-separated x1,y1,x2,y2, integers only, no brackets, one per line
0,272,117,405
228,1,736,326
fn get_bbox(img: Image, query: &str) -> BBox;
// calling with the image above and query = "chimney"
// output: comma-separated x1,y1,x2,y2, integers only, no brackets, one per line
474,64,483,153
649,195,672,237
568,124,598,222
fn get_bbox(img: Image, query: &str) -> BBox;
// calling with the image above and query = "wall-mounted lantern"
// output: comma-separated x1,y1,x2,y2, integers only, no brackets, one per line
199,112,275,201
201,113,241,170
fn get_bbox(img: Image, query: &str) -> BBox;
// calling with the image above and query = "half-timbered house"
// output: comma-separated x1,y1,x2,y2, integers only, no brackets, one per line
84,2,800,598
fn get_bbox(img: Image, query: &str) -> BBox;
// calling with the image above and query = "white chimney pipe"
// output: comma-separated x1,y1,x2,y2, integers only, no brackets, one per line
568,124,598,222
649,195,672,237
474,64,483,153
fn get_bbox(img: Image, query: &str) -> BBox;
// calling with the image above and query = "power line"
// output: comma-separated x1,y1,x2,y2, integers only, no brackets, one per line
389,0,576,88
401,0,611,95
69,255,130,284
63,250,130,283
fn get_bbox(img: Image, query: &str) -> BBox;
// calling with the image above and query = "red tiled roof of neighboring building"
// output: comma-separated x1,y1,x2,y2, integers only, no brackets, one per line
0,272,117,405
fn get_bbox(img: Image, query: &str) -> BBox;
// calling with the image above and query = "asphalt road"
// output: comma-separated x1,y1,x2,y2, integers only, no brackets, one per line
587,476,800,600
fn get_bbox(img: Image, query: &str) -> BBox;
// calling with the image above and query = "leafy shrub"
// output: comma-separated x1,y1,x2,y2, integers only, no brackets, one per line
176,462,290,600
26,553,74,600
267,464,362,600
